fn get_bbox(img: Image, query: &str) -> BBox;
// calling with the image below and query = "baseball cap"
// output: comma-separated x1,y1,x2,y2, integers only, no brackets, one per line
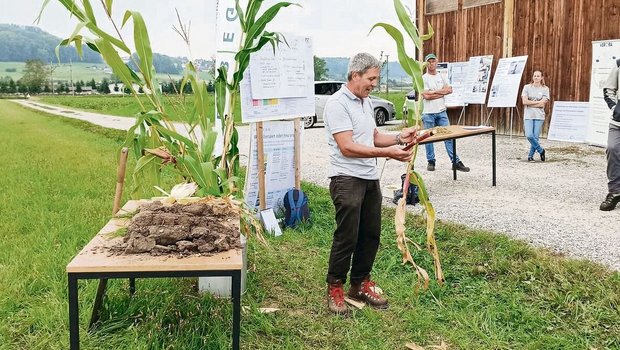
424,53,437,62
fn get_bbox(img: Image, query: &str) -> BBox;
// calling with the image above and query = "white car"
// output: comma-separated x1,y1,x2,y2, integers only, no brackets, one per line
302,81,396,128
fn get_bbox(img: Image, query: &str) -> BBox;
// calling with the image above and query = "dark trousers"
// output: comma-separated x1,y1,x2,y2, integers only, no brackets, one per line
607,124,620,193
326,176,382,285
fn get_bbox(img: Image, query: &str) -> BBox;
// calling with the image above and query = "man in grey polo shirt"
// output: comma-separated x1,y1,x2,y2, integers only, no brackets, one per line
323,52,418,314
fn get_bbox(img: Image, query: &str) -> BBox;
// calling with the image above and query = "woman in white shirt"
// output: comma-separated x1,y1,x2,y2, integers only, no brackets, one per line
521,70,550,162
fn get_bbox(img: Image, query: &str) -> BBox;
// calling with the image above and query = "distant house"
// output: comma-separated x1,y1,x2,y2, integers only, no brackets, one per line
67,86,94,95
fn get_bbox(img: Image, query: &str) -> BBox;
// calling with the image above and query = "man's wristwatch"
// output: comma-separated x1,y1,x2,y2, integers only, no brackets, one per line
396,133,405,145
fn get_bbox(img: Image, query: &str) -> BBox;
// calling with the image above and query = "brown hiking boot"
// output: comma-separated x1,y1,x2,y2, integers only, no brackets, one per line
348,276,389,310
327,281,348,314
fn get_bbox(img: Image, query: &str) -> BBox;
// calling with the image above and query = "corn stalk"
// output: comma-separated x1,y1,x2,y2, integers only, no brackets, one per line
371,0,444,290
44,0,296,242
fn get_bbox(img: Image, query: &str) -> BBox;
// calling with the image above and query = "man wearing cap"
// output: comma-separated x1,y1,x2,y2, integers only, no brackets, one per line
421,53,470,172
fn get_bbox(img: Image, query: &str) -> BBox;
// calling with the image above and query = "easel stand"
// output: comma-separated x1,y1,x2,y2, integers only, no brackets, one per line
485,106,521,138
456,105,467,125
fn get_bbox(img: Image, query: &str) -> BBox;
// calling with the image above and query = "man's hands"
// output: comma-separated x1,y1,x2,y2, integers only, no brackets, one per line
386,145,412,162
397,126,419,144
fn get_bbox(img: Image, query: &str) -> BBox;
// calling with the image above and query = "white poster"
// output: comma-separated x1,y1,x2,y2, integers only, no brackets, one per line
488,55,528,107
244,121,297,211
463,55,493,104
586,39,620,146
240,70,315,122
249,34,314,99
548,101,590,142
445,61,469,107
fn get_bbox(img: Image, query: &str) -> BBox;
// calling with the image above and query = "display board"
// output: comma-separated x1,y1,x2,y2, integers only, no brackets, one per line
244,121,297,211
463,55,493,104
547,101,590,142
445,61,469,107
488,55,528,107
586,39,620,146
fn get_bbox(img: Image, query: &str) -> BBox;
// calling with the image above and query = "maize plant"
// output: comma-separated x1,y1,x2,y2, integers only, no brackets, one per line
371,0,444,289
43,0,296,240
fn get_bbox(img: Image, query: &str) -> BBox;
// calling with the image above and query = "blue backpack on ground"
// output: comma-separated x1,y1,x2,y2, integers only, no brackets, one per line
283,189,311,228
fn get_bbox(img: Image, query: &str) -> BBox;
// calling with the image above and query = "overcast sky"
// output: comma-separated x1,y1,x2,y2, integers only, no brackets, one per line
0,0,415,60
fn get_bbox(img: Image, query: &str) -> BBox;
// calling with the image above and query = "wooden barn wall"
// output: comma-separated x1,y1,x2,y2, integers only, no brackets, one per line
422,0,620,136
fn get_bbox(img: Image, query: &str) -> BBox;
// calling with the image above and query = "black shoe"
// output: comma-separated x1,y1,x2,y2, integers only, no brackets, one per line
452,161,470,172
540,149,546,162
527,157,534,162
427,161,435,171
600,193,620,211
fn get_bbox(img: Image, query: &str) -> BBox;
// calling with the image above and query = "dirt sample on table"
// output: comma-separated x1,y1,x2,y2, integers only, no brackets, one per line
111,198,242,257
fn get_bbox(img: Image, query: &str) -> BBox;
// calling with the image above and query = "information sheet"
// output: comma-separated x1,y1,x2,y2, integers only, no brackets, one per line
463,55,494,104
547,101,590,142
244,121,297,211
487,55,528,107
445,61,469,107
249,34,314,99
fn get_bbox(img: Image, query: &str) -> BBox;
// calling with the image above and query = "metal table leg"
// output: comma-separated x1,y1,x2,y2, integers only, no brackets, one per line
492,130,496,186
68,274,80,350
231,270,241,350
452,138,457,180
129,278,136,296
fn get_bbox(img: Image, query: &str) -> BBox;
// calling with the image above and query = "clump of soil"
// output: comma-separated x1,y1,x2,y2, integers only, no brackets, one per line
111,198,241,257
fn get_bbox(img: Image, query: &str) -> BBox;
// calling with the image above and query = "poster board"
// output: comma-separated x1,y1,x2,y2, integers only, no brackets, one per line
585,39,620,146
547,101,590,142
244,121,297,211
445,61,469,107
488,55,528,107
463,55,493,104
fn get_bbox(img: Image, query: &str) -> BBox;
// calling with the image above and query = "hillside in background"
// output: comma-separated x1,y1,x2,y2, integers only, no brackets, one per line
0,24,102,63
324,57,411,84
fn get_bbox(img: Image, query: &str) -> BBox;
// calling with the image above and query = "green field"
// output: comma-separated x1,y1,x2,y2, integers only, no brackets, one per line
0,61,212,83
1,100,619,349
38,94,243,123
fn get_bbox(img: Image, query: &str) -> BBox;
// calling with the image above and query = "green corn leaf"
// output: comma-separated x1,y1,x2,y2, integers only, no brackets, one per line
54,0,87,23
393,0,422,50
244,2,298,48
82,0,97,25
122,11,153,86
201,120,218,161
86,24,131,54
244,0,262,30
235,0,246,31
421,22,434,41
215,66,228,121
95,38,136,88
104,0,113,17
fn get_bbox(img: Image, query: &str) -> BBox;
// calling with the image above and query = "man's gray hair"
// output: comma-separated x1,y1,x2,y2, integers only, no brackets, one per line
347,53,381,81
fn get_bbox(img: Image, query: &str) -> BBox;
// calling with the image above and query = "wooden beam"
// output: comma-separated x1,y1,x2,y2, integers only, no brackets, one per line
418,0,425,61
502,0,515,58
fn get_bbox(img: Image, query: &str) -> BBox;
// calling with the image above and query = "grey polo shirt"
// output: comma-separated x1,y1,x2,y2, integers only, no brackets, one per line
323,85,379,180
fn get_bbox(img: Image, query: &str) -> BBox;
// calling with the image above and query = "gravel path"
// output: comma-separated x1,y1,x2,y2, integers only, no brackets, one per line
15,100,620,271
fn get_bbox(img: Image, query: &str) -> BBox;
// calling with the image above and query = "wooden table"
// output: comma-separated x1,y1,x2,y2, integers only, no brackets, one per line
66,200,243,349
418,125,497,186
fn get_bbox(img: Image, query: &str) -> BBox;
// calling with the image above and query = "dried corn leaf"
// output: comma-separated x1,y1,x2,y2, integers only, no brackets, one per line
406,342,425,350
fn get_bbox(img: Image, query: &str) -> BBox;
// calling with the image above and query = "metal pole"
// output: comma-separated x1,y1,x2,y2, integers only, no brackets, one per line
385,54,390,95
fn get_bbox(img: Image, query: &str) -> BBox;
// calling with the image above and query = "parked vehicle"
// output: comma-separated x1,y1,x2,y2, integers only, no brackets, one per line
402,90,418,119
302,81,396,128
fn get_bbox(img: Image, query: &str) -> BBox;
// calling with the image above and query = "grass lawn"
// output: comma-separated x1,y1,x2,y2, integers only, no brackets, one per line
38,94,243,124
1,100,619,349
